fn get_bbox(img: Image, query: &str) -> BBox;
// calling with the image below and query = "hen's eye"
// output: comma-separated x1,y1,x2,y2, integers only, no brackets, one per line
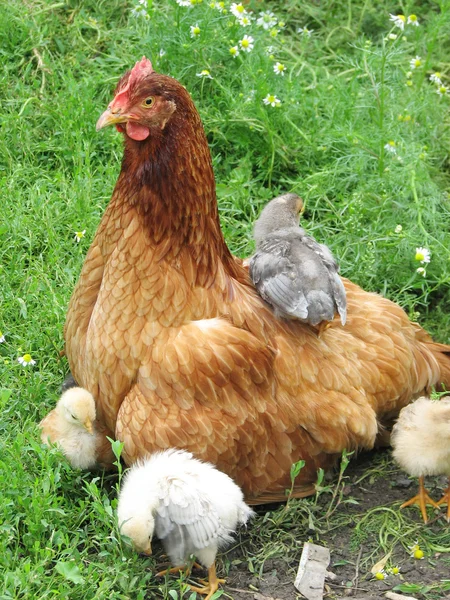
142,97,154,108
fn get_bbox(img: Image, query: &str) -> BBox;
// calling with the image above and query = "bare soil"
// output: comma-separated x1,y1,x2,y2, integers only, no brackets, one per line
216,450,450,600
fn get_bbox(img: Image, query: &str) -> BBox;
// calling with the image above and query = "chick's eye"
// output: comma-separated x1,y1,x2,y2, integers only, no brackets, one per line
70,413,76,420
142,97,154,108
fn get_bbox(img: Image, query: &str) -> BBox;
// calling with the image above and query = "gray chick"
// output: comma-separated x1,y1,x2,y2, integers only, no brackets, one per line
249,193,347,333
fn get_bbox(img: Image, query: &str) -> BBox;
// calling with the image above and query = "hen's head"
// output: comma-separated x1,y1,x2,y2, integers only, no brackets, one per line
96,57,189,142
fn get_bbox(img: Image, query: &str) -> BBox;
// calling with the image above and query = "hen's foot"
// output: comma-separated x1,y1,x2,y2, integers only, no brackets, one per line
315,322,331,337
189,564,225,600
436,482,450,522
400,476,439,523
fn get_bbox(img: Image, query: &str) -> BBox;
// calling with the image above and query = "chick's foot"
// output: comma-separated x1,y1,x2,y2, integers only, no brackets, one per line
400,476,439,523
189,564,225,600
436,481,450,522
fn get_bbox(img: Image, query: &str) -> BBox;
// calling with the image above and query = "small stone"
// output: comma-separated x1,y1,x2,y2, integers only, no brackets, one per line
294,542,330,600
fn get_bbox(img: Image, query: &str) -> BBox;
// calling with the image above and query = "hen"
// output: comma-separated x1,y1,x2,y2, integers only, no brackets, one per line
64,57,450,503
249,193,346,332
392,396,450,523
117,448,253,599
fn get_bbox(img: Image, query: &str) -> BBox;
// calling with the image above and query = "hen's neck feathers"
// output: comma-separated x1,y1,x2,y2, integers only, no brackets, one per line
113,92,243,287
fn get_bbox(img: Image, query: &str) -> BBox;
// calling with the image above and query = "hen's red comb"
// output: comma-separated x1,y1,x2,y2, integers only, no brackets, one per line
113,56,154,108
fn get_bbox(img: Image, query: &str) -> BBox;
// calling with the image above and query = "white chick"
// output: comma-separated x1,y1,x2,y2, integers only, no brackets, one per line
40,387,113,470
249,193,347,334
392,395,450,523
117,448,254,600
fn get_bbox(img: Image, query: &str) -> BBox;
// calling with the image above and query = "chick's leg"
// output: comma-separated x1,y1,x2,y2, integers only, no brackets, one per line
156,562,202,577
436,478,450,522
189,563,226,600
400,476,439,523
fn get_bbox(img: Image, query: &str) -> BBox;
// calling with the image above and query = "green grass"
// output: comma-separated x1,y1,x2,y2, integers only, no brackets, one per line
1,0,450,598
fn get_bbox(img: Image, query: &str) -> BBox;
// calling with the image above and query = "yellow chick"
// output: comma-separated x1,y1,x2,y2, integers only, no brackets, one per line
391,395,450,523
40,387,114,470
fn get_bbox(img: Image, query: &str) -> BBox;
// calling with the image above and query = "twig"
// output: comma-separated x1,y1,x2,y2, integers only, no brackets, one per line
348,545,363,596
32,48,50,95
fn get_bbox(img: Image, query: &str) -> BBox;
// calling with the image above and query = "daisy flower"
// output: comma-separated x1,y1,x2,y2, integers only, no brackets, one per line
395,224,403,233
387,33,398,40
263,93,281,107
131,0,148,17
74,229,86,243
389,13,406,30
239,35,254,52
196,69,213,79
407,14,419,26
230,2,246,18
190,24,201,37
0,331,5,343
415,247,431,264
229,46,239,58
437,84,448,96
273,62,286,76
238,15,252,26
374,570,388,580
176,0,191,5
410,56,422,69
384,141,397,154
297,26,313,36
257,11,277,30
18,353,36,367
430,72,442,85
416,267,426,276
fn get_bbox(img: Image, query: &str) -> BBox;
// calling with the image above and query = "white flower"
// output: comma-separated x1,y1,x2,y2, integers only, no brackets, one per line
437,84,448,96
407,14,419,26
387,33,398,40
273,62,286,76
257,11,277,30
190,24,201,37
159,48,166,57
18,353,36,367
430,72,442,85
297,26,313,36
410,56,422,69
263,93,281,107
415,247,431,264
395,224,403,233
0,332,5,343
239,35,254,52
176,0,192,6
389,13,406,30
238,15,252,26
74,229,86,243
212,1,226,12
230,2,246,18
245,89,255,103
196,69,213,79
131,3,148,17
384,141,397,154
229,46,240,58
265,45,275,55
416,267,426,276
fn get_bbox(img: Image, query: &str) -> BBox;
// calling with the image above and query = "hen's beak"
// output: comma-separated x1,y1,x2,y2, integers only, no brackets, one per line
84,418,93,434
96,107,129,131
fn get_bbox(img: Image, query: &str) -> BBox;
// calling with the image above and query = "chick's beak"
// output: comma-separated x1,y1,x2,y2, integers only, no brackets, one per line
84,418,93,434
143,541,152,556
96,107,129,131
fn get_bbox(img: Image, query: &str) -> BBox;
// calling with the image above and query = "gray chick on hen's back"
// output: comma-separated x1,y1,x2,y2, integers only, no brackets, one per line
249,193,347,328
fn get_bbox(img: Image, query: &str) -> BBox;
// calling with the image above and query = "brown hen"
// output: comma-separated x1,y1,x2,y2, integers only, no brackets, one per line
64,57,450,503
